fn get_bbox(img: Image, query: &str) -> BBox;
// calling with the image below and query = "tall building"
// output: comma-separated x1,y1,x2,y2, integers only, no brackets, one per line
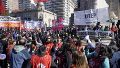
1,0,19,13
18,0,31,11
1,0,6,9
6,0,19,13
0,0,6,15
45,0,77,25
11,2,57,27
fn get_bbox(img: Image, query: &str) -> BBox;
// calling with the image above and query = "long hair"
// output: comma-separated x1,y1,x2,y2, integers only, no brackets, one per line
72,52,89,68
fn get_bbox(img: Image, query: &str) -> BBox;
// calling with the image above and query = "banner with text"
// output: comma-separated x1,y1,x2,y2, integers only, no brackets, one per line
74,7,109,25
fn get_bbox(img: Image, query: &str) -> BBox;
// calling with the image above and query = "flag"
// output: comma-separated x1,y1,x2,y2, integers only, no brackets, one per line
0,0,5,15
58,17,64,23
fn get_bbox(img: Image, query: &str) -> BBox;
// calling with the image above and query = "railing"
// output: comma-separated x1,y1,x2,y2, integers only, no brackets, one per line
77,30,113,39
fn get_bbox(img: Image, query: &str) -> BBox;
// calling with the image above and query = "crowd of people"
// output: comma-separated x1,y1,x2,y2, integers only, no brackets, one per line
0,21,120,68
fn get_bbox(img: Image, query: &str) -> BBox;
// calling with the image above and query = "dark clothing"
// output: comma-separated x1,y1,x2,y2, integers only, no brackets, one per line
0,39,8,68
0,39,8,54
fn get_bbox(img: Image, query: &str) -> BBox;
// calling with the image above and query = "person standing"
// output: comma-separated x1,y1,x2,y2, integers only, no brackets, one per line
0,34,8,68
30,45,52,68
111,22,118,37
10,38,31,68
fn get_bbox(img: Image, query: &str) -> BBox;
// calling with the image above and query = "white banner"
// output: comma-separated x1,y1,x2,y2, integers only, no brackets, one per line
0,16,20,21
24,21,43,29
74,7,109,25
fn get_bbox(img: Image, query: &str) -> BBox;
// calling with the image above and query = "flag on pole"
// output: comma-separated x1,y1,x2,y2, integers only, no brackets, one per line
0,0,5,15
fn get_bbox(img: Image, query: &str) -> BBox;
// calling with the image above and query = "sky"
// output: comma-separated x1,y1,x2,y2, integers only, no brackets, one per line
95,0,109,9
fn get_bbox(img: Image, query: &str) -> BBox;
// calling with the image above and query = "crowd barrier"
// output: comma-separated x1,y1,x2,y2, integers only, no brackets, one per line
77,30,113,39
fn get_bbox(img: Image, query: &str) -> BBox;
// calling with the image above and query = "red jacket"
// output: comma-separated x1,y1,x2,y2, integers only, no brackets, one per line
45,42,54,55
31,54,52,68
111,26,118,32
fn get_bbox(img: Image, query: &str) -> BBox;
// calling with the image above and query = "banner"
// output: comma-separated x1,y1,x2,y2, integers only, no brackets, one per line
24,21,43,29
0,21,21,28
74,7,109,25
0,16,22,28
52,18,64,31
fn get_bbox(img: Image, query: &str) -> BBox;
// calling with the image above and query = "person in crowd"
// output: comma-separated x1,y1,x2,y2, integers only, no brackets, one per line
110,48,120,68
56,37,63,49
71,40,89,68
0,34,8,68
71,52,89,68
51,40,58,68
107,39,118,58
89,44,110,68
6,39,15,64
93,22,102,31
30,45,52,68
100,26,104,31
111,22,118,37
104,26,109,31
44,36,54,55
10,38,31,68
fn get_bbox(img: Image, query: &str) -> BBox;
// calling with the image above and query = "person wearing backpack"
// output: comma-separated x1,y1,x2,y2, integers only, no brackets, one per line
110,48,120,68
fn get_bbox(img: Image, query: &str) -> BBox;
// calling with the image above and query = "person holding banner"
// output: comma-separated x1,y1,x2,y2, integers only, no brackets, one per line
93,22,102,31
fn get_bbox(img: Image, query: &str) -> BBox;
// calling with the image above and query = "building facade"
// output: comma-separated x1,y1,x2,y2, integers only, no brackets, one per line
7,0,19,13
1,0,19,13
18,0,31,11
12,9,57,27
1,0,7,9
45,0,77,25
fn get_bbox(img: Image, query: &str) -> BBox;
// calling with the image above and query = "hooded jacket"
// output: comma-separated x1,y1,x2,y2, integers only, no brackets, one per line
10,45,31,68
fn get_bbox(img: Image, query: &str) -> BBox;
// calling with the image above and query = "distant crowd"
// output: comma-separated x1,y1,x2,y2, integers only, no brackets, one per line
0,21,120,68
